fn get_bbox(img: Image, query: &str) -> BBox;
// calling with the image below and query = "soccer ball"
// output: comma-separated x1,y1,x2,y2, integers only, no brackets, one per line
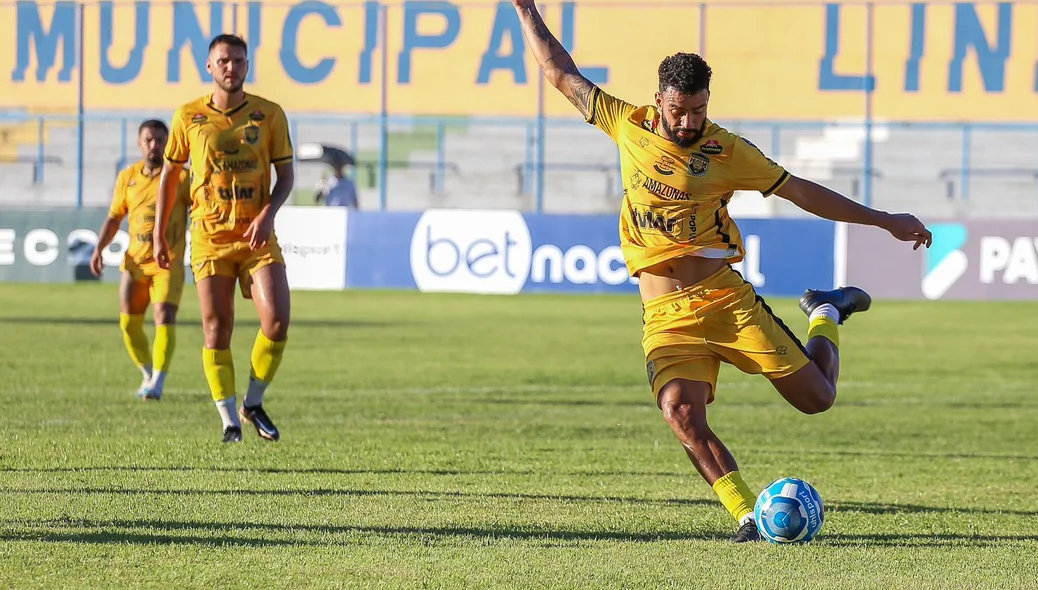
753,477,825,544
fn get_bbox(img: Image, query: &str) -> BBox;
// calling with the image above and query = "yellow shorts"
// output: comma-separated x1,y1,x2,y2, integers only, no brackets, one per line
190,233,285,299
642,264,811,404
121,257,185,306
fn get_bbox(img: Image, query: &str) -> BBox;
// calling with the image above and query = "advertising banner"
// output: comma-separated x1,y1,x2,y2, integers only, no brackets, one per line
0,205,347,291
0,208,133,283
345,209,837,297
845,221,1038,300
274,206,348,290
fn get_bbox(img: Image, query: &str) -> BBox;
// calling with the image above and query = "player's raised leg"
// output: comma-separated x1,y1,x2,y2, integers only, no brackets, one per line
240,262,291,442
657,379,761,543
118,271,155,398
197,274,242,442
767,286,872,413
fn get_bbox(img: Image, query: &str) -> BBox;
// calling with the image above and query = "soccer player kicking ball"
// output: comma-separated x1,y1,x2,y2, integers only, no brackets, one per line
154,34,295,444
91,119,192,401
511,0,933,542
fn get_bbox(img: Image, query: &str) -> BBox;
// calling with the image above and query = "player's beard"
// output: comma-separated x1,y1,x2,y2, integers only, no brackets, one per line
661,117,704,149
218,77,244,95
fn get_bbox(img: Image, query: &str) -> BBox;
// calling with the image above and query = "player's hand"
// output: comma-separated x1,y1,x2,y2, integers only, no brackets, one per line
882,212,932,250
89,249,104,277
153,233,171,269
243,208,274,250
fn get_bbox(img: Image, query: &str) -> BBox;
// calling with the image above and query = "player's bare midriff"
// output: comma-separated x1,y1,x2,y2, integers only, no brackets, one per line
637,254,727,303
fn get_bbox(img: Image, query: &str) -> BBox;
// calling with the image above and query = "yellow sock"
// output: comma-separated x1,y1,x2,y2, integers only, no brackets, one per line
712,471,757,524
808,317,840,348
250,331,286,383
202,348,236,402
119,313,152,373
153,324,176,373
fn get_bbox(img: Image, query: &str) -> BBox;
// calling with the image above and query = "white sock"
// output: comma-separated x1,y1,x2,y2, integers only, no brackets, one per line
244,375,269,408
215,396,240,429
809,303,840,324
740,513,755,526
139,364,153,382
150,371,167,391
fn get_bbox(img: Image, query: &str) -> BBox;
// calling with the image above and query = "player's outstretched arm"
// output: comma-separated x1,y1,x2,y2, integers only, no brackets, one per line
153,160,184,268
512,0,596,119
775,175,933,250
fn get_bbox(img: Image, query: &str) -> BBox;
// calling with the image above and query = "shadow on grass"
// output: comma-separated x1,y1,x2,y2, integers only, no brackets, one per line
3,486,717,508
0,517,726,546
2,518,1036,548
0,316,396,329
6,483,1038,517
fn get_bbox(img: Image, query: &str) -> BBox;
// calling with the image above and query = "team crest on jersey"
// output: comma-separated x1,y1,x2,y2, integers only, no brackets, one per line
629,171,644,190
653,155,676,176
687,153,710,177
243,126,260,145
249,110,266,122
700,139,723,155
191,113,206,124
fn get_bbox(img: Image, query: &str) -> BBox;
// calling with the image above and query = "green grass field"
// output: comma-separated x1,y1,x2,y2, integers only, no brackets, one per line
1,283,1036,589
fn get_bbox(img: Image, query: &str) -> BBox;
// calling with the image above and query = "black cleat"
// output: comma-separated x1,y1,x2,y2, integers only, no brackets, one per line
223,426,243,443
799,286,872,325
731,520,763,543
240,404,280,441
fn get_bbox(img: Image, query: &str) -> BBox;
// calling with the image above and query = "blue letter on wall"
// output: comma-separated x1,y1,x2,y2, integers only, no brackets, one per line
358,1,379,84
281,1,341,84
904,3,926,92
245,2,262,83
948,2,1012,92
477,2,525,84
167,1,225,83
100,1,150,84
818,3,876,91
560,2,608,84
398,1,461,84
12,1,76,83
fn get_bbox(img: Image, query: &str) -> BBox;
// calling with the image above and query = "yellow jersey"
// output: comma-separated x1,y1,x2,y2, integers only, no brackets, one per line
164,92,294,244
586,87,791,276
108,161,191,265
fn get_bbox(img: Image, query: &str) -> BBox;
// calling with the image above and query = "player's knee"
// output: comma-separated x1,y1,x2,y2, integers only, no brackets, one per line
202,315,233,345
262,316,289,341
661,401,708,435
153,304,177,325
799,386,836,415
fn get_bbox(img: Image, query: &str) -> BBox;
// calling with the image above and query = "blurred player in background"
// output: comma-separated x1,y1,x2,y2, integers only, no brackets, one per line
155,34,295,444
512,0,932,542
90,119,191,401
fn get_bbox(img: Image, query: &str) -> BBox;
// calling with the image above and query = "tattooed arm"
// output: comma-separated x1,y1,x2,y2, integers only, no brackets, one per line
512,0,595,118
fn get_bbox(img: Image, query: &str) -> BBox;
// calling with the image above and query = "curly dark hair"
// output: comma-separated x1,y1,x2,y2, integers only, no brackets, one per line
657,52,712,95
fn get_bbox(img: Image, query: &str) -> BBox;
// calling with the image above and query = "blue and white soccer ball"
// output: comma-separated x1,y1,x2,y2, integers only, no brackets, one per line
753,477,825,544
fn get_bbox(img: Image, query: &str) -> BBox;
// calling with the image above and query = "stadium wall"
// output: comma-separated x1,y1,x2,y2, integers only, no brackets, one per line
3,207,1036,300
